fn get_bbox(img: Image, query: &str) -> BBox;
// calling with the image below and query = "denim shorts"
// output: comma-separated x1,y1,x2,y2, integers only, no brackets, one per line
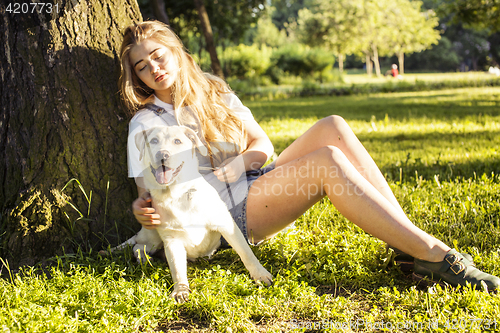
221,161,277,247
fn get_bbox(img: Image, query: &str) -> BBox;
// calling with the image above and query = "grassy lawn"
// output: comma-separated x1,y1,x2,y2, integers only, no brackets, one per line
1,87,500,332
342,71,494,85
235,72,500,102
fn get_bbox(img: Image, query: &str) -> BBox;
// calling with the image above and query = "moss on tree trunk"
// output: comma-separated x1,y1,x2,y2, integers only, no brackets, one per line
0,0,142,267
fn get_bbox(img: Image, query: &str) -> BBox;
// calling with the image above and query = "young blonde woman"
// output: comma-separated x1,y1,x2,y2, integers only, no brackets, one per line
119,20,500,291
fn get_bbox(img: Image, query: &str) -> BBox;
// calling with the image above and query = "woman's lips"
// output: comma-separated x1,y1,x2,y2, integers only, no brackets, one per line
155,74,167,82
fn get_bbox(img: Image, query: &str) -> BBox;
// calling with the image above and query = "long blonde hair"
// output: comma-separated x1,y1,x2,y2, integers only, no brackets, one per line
119,20,247,160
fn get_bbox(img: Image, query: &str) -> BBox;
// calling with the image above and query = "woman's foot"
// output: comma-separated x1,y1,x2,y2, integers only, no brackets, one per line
413,249,500,292
386,245,473,274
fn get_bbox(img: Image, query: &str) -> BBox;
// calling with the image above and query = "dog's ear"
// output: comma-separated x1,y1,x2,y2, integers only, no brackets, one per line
134,130,147,161
134,128,156,161
182,126,208,156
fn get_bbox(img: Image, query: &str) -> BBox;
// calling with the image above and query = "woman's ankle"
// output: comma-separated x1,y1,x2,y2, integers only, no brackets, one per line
419,245,451,262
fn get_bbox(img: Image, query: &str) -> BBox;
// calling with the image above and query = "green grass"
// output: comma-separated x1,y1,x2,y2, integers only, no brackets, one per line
342,71,493,85
2,87,500,332
236,72,500,101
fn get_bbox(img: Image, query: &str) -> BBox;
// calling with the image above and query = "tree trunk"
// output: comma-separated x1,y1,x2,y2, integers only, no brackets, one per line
0,0,142,267
150,0,170,26
193,0,225,79
397,51,405,75
371,44,381,77
338,53,344,73
471,56,478,71
365,53,373,76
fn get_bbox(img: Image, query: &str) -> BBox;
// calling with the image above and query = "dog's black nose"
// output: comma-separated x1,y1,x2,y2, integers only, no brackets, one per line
156,150,170,162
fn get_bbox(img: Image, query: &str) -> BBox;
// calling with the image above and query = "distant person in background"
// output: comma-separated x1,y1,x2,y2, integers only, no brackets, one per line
391,64,399,78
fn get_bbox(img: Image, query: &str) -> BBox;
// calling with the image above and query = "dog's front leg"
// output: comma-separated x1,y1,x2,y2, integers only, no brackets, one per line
131,227,163,263
163,238,190,303
218,222,273,286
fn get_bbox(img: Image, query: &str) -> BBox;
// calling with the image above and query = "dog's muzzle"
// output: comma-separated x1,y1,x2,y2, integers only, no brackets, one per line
150,161,184,185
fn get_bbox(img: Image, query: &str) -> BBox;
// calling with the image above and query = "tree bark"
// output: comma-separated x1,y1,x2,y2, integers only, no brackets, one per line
193,0,225,79
0,0,142,267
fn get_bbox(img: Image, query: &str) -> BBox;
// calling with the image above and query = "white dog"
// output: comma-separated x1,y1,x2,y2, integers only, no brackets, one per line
106,125,272,303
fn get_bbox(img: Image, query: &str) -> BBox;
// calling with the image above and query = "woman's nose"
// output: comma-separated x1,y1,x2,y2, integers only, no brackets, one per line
150,64,159,74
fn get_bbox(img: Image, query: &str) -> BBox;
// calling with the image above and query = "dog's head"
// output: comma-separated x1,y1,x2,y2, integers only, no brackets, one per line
135,126,208,186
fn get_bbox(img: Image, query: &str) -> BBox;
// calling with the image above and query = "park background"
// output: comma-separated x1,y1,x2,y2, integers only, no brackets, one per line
139,0,500,99
1,0,500,332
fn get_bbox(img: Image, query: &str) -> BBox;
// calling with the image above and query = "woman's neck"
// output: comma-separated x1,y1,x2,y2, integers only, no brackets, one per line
155,89,173,104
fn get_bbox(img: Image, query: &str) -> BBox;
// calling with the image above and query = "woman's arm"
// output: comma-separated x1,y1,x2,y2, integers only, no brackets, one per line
214,118,274,182
132,182,161,229
242,117,274,169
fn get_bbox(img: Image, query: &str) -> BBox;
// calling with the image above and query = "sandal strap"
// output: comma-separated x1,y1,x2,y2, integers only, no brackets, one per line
444,254,469,275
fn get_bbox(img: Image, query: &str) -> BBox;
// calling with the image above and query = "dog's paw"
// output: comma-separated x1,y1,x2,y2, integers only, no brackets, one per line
170,283,191,304
251,267,273,286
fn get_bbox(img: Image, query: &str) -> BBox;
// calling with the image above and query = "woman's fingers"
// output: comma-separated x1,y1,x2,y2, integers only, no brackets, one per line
135,211,161,229
132,195,161,229
214,160,244,183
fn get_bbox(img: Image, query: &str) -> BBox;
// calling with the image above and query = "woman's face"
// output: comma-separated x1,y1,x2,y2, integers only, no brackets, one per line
129,38,179,103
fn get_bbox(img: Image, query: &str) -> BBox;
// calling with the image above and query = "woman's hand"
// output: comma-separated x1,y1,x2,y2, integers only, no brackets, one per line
214,155,247,183
132,191,161,229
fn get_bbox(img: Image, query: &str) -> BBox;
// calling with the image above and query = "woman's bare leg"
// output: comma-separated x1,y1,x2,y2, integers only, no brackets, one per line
246,146,450,262
276,115,405,216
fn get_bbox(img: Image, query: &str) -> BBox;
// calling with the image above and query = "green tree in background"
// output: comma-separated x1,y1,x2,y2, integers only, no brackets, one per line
439,0,500,33
296,0,363,72
296,0,440,75
245,7,289,48
406,0,498,71
271,0,309,31
385,0,440,74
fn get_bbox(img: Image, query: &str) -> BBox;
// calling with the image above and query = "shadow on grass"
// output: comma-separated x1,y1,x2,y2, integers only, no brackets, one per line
251,90,500,123
382,157,500,183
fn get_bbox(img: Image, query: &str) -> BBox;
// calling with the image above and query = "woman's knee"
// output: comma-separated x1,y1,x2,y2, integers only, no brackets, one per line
317,115,353,138
322,115,348,128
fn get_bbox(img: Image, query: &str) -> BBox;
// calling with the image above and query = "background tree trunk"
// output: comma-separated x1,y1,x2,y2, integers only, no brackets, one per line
371,44,381,76
193,0,225,79
337,53,344,73
150,0,170,26
397,51,405,75
0,0,142,267
365,53,373,76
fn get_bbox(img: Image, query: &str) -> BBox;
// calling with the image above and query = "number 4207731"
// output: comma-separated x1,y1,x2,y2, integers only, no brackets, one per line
6,2,60,14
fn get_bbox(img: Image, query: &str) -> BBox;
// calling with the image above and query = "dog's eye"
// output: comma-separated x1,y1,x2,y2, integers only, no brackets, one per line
149,138,159,145
174,139,182,144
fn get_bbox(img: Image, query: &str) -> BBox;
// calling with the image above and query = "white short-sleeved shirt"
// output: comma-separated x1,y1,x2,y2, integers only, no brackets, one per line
128,93,253,210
